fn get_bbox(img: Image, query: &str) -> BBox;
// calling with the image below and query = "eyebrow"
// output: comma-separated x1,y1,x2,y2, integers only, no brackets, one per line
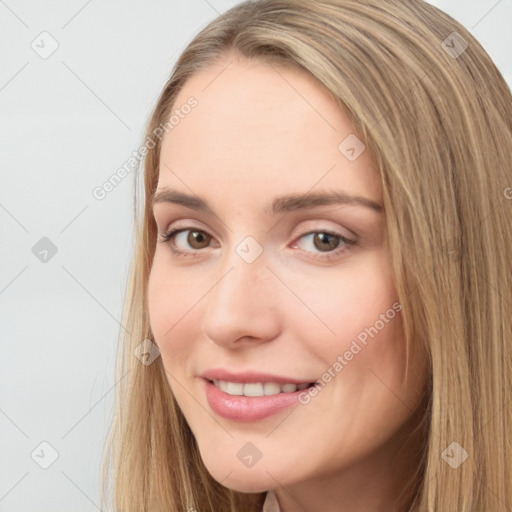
151,188,383,215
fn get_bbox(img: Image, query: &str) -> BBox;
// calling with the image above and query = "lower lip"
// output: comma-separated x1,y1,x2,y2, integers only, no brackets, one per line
203,379,307,422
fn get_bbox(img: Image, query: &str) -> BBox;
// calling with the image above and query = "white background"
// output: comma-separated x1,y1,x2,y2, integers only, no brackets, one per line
1,1,510,510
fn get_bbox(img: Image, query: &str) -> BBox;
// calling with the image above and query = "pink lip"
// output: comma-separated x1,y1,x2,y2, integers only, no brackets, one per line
199,368,314,385
200,369,317,422
203,379,309,422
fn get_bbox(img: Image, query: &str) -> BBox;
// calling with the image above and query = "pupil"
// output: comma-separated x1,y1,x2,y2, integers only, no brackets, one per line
191,231,207,248
316,233,338,251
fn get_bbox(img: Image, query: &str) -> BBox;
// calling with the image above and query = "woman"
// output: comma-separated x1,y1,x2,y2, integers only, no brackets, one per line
101,1,512,510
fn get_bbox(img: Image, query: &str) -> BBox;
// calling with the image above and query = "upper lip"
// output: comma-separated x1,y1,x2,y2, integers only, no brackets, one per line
200,368,315,385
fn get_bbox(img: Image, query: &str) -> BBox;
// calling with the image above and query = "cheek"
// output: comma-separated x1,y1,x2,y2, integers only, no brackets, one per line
147,255,201,360
148,246,403,366
288,253,400,353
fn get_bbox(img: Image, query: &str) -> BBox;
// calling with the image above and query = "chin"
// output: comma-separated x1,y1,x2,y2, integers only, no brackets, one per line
219,477,273,494
205,463,278,493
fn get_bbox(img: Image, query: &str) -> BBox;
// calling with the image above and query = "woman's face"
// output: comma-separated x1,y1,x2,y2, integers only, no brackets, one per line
148,52,428,500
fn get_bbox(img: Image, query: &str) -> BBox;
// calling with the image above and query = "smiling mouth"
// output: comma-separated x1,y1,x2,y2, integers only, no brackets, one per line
207,379,316,397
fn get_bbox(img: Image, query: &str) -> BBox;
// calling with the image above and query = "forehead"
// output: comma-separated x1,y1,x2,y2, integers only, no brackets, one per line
158,53,381,205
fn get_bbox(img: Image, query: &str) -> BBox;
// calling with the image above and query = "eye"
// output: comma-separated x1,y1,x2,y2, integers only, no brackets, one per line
158,228,213,257
293,230,356,259
158,227,356,260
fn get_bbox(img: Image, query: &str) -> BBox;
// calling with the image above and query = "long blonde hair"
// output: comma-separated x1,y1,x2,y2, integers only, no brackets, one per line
101,1,512,510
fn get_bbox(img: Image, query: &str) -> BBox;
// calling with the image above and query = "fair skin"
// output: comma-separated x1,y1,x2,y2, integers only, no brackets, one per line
148,51,428,512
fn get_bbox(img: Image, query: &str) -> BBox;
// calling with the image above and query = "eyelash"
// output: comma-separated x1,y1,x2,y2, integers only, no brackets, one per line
157,226,357,261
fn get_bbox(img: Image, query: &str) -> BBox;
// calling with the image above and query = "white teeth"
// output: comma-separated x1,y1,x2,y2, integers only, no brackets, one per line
224,381,244,395
244,383,264,396
281,383,297,393
212,380,309,397
263,382,281,395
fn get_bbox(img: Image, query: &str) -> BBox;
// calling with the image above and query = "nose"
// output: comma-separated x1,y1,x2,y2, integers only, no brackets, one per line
201,247,282,349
